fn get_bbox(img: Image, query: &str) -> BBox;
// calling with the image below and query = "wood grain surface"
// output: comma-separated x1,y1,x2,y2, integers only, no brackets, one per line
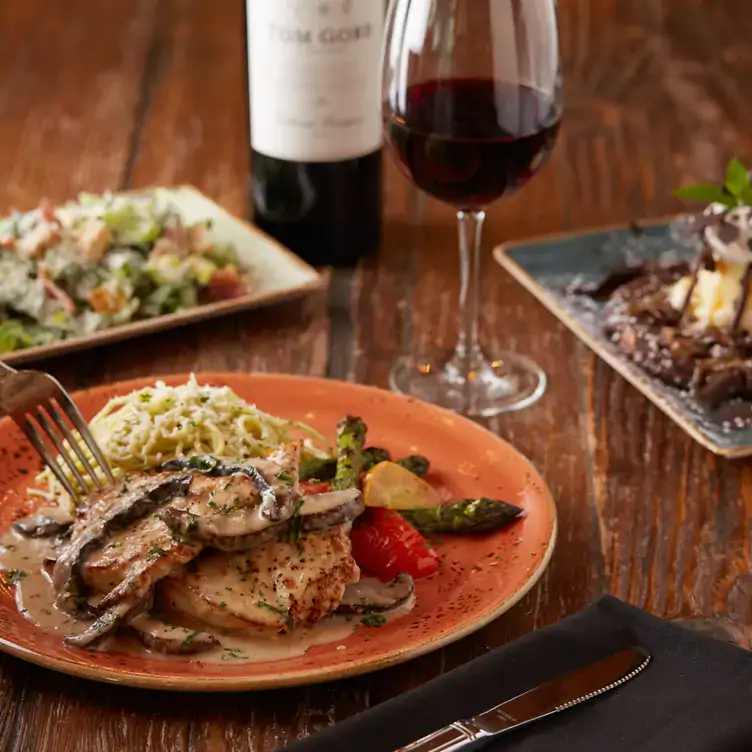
1,0,751,749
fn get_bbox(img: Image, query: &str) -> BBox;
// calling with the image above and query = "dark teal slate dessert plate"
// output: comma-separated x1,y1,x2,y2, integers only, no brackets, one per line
494,218,752,458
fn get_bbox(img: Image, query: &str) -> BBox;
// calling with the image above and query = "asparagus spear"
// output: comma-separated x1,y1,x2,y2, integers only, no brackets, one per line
362,447,391,472
399,498,523,534
332,416,367,490
301,447,391,481
362,448,429,477
396,454,430,478
300,447,429,481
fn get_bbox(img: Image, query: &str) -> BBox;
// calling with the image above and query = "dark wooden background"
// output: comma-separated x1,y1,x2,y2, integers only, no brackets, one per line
1,0,751,749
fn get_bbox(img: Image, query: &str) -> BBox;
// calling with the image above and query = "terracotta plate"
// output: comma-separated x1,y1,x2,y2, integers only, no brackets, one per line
0,373,556,691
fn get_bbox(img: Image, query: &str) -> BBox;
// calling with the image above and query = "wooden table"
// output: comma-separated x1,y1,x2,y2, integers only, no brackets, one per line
1,0,750,749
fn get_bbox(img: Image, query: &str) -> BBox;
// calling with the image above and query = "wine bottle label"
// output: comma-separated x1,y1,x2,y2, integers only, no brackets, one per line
247,0,384,163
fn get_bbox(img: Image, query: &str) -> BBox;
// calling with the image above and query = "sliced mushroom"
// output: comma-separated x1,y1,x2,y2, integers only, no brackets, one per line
335,573,415,615
53,474,193,614
161,456,285,522
64,599,135,648
13,512,73,539
157,507,282,552
127,614,220,655
158,488,365,552
265,442,303,520
298,489,365,532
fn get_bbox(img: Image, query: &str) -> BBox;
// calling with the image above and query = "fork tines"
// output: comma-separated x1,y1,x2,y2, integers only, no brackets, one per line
9,373,115,504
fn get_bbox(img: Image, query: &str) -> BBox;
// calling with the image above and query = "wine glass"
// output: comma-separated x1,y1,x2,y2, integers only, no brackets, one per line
382,0,563,416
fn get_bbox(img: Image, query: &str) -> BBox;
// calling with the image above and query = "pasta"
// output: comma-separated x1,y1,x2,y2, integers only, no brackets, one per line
34,375,329,508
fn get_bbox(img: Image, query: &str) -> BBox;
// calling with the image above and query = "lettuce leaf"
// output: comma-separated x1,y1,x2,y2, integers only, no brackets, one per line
102,202,162,245
203,243,239,268
0,319,32,354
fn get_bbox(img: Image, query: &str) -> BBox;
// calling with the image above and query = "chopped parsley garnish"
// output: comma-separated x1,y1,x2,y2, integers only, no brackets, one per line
257,601,294,629
221,648,244,661
285,500,304,548
361,614,387,628
188,456,219,473
219,601,227,609
4,569,27,584
139,393,152,403
275,471,293,483
147,545,167,562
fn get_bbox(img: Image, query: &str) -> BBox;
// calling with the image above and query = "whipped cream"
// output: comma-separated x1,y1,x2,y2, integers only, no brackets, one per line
702,203,752,265
668,203,752,331
669,264,752,331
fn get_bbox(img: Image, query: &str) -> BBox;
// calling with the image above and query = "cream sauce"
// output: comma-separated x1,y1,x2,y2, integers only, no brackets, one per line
0,518,414,664
0,527,90,639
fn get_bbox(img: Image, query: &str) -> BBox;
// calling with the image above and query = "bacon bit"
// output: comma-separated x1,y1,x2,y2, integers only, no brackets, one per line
0,237,15,249
204,266,247,301
41,279,75,314
149,217,191,259
39,199,62,227
185,223,212,254
163,217,188,255
90,285,126,315
149,238,179,259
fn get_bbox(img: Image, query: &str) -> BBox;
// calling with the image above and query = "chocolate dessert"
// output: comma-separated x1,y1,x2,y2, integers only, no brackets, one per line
580,163,752,410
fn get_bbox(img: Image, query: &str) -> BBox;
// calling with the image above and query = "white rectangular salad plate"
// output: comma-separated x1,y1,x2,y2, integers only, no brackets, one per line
1,186,323,366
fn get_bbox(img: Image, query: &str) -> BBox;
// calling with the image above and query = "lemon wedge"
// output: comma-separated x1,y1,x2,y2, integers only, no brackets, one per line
363,461,441,510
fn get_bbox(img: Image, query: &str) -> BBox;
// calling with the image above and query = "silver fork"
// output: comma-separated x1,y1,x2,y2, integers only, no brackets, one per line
0,361,114,503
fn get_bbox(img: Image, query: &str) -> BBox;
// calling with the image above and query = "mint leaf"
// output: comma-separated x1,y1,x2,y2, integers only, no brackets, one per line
673,185,731,205
725,157,750,196
740,186,752,206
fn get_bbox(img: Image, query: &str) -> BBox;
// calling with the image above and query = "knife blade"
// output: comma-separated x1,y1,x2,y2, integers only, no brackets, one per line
395,646,651,752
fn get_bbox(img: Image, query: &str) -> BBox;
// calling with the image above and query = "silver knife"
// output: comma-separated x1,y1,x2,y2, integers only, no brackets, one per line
395,646,651,752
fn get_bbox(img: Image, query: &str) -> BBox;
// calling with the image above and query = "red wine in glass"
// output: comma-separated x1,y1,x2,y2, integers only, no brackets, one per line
385,79,561,209
382,0,563,417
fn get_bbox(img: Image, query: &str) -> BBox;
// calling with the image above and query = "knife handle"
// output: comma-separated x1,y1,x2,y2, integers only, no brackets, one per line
394,721,490,752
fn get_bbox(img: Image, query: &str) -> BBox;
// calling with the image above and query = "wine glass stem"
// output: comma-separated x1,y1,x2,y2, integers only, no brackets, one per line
451,209,486,410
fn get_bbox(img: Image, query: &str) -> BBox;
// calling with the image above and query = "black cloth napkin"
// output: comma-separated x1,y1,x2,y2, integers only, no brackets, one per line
285,595,752,752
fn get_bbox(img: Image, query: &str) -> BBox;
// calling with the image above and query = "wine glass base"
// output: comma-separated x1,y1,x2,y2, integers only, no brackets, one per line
389,351,546,417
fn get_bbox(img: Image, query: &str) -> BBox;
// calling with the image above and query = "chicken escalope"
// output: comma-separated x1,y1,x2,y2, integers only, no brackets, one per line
159,526,360,633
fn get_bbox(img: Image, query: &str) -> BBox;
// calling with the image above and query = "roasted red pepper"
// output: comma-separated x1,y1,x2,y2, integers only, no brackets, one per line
300,480,332,495
349,508,438,581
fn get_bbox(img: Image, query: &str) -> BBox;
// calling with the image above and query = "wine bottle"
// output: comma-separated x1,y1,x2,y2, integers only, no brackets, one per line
246,0,384,267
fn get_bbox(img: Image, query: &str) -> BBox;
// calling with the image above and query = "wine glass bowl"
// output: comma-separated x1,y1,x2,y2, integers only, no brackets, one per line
382,0,563,416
